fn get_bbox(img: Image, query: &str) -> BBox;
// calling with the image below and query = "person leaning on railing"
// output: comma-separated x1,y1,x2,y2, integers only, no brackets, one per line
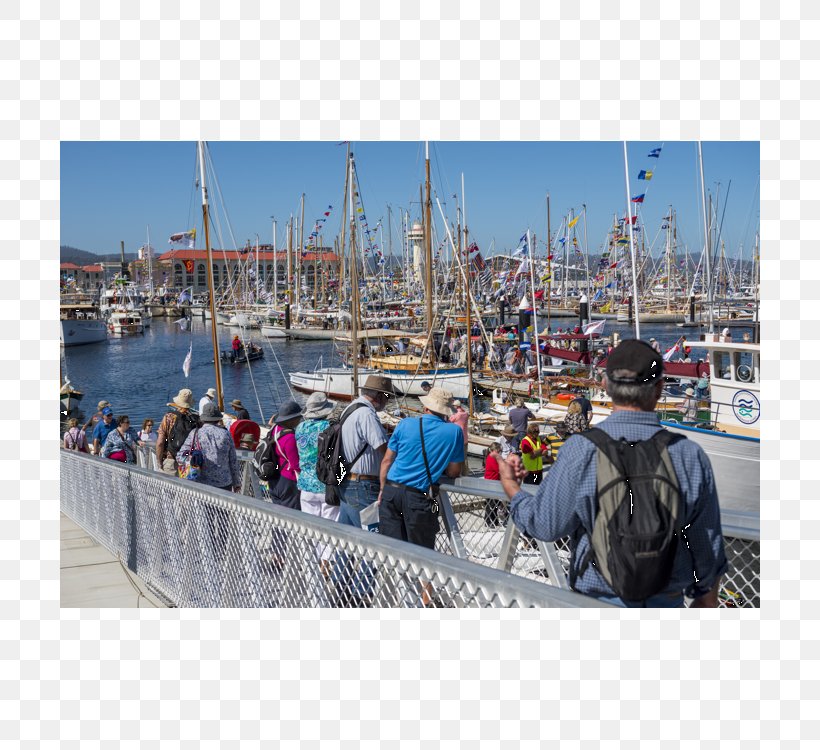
498,338,728,608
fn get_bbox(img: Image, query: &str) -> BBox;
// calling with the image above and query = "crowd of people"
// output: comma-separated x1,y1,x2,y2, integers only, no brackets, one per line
62,336,728,607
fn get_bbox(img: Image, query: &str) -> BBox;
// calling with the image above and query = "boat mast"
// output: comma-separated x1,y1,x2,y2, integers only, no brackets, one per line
271,217,277,310
197,141,224,411
546,193,552,333
666,205,672,313
622,141,641,339
339,144,350,317
698,141,714,334
424,141,434,339
297,193,305,315
349,151,360,399
527,228,543,404
146,225,154,299
462,172,474,416
285,216,293,329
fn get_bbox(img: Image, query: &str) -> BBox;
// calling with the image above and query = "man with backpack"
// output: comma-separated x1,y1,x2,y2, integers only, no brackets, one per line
156,388,200,475
498,338,728,607
335,374,395,531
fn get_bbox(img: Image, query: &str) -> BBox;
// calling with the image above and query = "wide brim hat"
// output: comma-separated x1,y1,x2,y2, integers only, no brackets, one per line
501,425,517,437
97,400,110,410
420,387,456,416
168,388,194,410
206,388,217,398
230,399,244,408
199,402,224,422
303,392,334,419
361,374,396,396
684,387,695,397
272,399,303,424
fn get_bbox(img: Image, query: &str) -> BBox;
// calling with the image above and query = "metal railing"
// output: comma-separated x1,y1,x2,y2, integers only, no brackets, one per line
435,479,760,608
61,450,603,608
78,446,759,607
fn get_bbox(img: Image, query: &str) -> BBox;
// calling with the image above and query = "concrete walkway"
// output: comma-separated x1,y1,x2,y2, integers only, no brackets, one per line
60,513,168,608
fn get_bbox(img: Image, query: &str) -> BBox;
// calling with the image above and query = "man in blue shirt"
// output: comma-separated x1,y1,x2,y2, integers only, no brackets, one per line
498,338,728,607
91,406,118,456
379,387,464,550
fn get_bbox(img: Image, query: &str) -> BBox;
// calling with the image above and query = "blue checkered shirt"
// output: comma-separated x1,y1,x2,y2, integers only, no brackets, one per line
509,410,728,604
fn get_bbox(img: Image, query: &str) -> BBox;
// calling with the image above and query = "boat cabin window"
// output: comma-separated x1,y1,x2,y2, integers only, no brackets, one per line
712,350,731,380
711,349,757,384
734,351,757,384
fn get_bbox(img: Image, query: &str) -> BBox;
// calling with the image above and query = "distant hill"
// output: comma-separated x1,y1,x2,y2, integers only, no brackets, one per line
61,245,138,265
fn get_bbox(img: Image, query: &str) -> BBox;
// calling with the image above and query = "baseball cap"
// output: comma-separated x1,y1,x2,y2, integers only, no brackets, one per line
101,406,113,416
605,339,664,384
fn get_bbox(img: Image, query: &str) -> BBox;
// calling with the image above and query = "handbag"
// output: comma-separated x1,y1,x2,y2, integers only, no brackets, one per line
177,429,204,481
418,419,440,514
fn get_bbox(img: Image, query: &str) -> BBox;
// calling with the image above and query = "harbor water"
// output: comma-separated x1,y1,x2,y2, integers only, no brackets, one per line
62,316,754,431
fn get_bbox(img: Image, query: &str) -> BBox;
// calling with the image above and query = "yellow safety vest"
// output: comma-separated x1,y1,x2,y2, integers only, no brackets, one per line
521,435,543,472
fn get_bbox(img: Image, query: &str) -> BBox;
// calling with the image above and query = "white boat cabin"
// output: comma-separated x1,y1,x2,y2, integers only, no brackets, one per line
700,336,760,437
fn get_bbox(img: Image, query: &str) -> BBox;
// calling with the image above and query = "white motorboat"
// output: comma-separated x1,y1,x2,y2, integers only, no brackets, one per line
662,336,760,513
60,302,108,347
107,309,144,336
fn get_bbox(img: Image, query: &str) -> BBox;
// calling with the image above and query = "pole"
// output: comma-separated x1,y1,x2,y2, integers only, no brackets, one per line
698,142,714,334
527,229,543,403
285,217,292,329
546,193,552,333
622,141,641,339
349,152,360,398
272,218,277,309
197,141,224,411
424,141,433,338
297,193,305,316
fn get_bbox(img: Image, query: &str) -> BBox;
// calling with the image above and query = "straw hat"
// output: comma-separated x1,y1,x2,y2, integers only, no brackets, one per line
168,388,194,410
230,398,245,409
199,402,224,423
303,392,334,419
97,400,110,411
501,425,517,437
684,387,695,397
420,387,456,416
272,399,303,424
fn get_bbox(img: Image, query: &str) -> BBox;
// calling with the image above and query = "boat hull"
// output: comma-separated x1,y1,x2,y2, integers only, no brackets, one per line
60,319,108,347
261,325,288,338
289,367,380,400
662,422,759,514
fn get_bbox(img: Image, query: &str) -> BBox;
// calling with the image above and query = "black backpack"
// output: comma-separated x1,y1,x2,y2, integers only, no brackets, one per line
571,428,684,602
252,428,293,483
166,411,199,459
315,402,368,505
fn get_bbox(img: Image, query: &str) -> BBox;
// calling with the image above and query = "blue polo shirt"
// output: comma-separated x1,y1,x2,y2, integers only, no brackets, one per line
387,415,465,491
92,418,118,447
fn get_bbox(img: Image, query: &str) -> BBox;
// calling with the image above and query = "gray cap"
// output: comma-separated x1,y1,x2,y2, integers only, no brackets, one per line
272,399,303,424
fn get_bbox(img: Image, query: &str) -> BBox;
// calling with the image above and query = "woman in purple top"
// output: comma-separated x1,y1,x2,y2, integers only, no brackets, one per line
269,400,303,510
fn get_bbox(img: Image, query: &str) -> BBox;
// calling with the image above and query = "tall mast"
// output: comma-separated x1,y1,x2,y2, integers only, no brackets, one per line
339,144,350,312
297,193,305,314
698,141,714,334
271,217,277,310
527,229,543,404
546,193,552,333
349,151,360,398
461,173,474,416
666,205,672,313
146,225,153,298
622,141,641,339
424,141,433,337
197,141,224,411
285,216,293,329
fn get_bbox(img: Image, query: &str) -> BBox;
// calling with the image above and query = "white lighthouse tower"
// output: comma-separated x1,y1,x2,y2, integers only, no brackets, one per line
407,221,424,286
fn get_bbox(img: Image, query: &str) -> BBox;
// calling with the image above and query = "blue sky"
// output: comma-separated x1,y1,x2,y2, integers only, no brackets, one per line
61,141,759,261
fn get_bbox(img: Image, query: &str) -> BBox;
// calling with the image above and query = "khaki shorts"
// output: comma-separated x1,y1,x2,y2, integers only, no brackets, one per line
162,457,177,475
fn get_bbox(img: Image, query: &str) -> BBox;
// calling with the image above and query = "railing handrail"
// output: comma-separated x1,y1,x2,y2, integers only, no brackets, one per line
440,479,760,542
60,450,607,608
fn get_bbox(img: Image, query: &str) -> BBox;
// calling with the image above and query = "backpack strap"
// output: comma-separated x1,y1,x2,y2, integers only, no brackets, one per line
419,418,434,489
339,402,369,468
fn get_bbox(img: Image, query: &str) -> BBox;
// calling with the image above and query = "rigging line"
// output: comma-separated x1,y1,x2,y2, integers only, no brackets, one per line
260,335,296,400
